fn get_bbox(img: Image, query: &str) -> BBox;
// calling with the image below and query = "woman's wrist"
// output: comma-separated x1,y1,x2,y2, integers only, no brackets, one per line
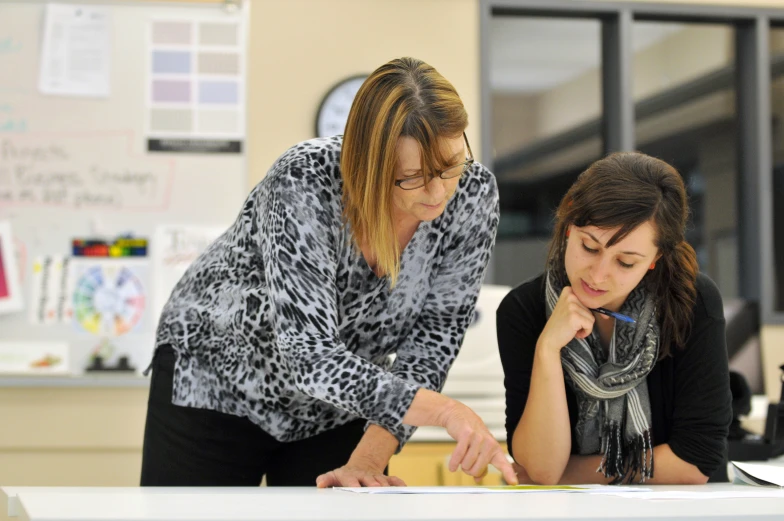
434,394,461,429
346,452,388,474
404,388,457,428
347,425,398,473
535,337,563,358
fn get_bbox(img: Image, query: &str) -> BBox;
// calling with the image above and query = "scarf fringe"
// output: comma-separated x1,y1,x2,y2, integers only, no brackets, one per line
598,423,654,484
546,270,658,486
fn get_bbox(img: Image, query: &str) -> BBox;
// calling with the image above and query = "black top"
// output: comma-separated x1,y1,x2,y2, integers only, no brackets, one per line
496,273,732,479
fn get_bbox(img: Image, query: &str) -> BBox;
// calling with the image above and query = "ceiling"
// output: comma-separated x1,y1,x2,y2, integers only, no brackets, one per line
490,18,684,94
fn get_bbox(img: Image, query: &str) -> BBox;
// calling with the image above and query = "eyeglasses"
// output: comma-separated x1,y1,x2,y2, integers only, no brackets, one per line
394,132,474,191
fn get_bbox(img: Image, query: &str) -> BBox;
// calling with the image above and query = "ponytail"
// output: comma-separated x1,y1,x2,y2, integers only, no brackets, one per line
648,241,698,358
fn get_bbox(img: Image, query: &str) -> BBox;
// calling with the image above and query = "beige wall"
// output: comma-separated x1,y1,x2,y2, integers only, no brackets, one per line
246,0,481,188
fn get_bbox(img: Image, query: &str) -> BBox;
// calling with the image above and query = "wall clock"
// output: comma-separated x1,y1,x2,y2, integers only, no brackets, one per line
315,75,368,138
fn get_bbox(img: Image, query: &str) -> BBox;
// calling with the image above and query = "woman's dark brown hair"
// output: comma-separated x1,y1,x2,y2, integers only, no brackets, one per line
547,152,699,358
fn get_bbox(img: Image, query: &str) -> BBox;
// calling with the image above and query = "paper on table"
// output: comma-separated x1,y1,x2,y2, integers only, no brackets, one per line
336,485,650,494
609,489,784,500
730,461,784,487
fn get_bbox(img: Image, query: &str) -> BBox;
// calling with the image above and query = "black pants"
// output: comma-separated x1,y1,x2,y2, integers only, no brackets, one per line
140,346,367,486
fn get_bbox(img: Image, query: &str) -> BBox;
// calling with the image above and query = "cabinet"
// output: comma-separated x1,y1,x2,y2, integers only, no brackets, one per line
0,383,149,486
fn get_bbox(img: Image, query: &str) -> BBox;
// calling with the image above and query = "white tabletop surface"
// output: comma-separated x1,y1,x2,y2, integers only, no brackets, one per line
2,485,784,521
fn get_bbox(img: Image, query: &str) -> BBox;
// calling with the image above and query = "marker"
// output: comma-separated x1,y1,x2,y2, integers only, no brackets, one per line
591,307,636,323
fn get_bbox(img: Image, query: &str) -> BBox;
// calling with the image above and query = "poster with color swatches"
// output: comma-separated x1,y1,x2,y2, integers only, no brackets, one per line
147,17,245,153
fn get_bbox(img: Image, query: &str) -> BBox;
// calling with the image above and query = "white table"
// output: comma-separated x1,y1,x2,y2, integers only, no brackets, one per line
2,485,783,521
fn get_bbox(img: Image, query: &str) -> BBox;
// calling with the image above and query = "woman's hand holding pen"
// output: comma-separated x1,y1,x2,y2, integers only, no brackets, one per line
538,286,602,353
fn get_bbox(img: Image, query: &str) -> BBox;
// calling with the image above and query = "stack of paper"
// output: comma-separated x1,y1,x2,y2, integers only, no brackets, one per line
730,461,784,487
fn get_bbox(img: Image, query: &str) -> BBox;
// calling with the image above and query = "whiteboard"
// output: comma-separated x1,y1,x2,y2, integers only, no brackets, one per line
0,1,248,375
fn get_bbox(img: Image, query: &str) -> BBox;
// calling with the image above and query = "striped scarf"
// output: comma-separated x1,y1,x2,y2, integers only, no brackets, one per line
545,270,660,483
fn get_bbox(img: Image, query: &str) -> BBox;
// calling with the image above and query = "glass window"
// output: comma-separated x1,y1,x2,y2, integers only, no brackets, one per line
632,22,738,298
489,16,603,286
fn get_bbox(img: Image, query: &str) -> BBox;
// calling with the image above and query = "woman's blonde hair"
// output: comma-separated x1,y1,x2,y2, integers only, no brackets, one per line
341,57,467,287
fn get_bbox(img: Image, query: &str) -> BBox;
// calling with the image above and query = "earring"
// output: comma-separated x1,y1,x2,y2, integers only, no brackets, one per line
649,262,656,270
566,228,571,238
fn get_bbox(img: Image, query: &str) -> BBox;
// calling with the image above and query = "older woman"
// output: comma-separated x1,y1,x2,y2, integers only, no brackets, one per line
141,57,515,488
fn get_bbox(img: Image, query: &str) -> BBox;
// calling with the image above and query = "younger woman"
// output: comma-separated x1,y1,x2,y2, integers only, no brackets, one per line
497,152,732,485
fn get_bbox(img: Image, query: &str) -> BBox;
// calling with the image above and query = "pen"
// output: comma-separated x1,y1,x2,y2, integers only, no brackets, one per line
591,307,636,323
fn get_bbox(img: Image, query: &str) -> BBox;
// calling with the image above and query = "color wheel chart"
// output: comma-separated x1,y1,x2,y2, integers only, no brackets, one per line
72,264,146,336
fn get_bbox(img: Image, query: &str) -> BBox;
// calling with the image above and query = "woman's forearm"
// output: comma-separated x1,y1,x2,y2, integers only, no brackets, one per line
512,345,572,484
401,388,454,427
557,444,708,485
643,444,708,484
556,455,610,485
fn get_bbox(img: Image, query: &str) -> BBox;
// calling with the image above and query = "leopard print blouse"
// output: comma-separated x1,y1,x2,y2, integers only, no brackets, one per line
154,135,499,448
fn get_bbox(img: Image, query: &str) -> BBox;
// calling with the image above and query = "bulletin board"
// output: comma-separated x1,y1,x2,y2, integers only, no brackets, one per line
0,0,249,376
